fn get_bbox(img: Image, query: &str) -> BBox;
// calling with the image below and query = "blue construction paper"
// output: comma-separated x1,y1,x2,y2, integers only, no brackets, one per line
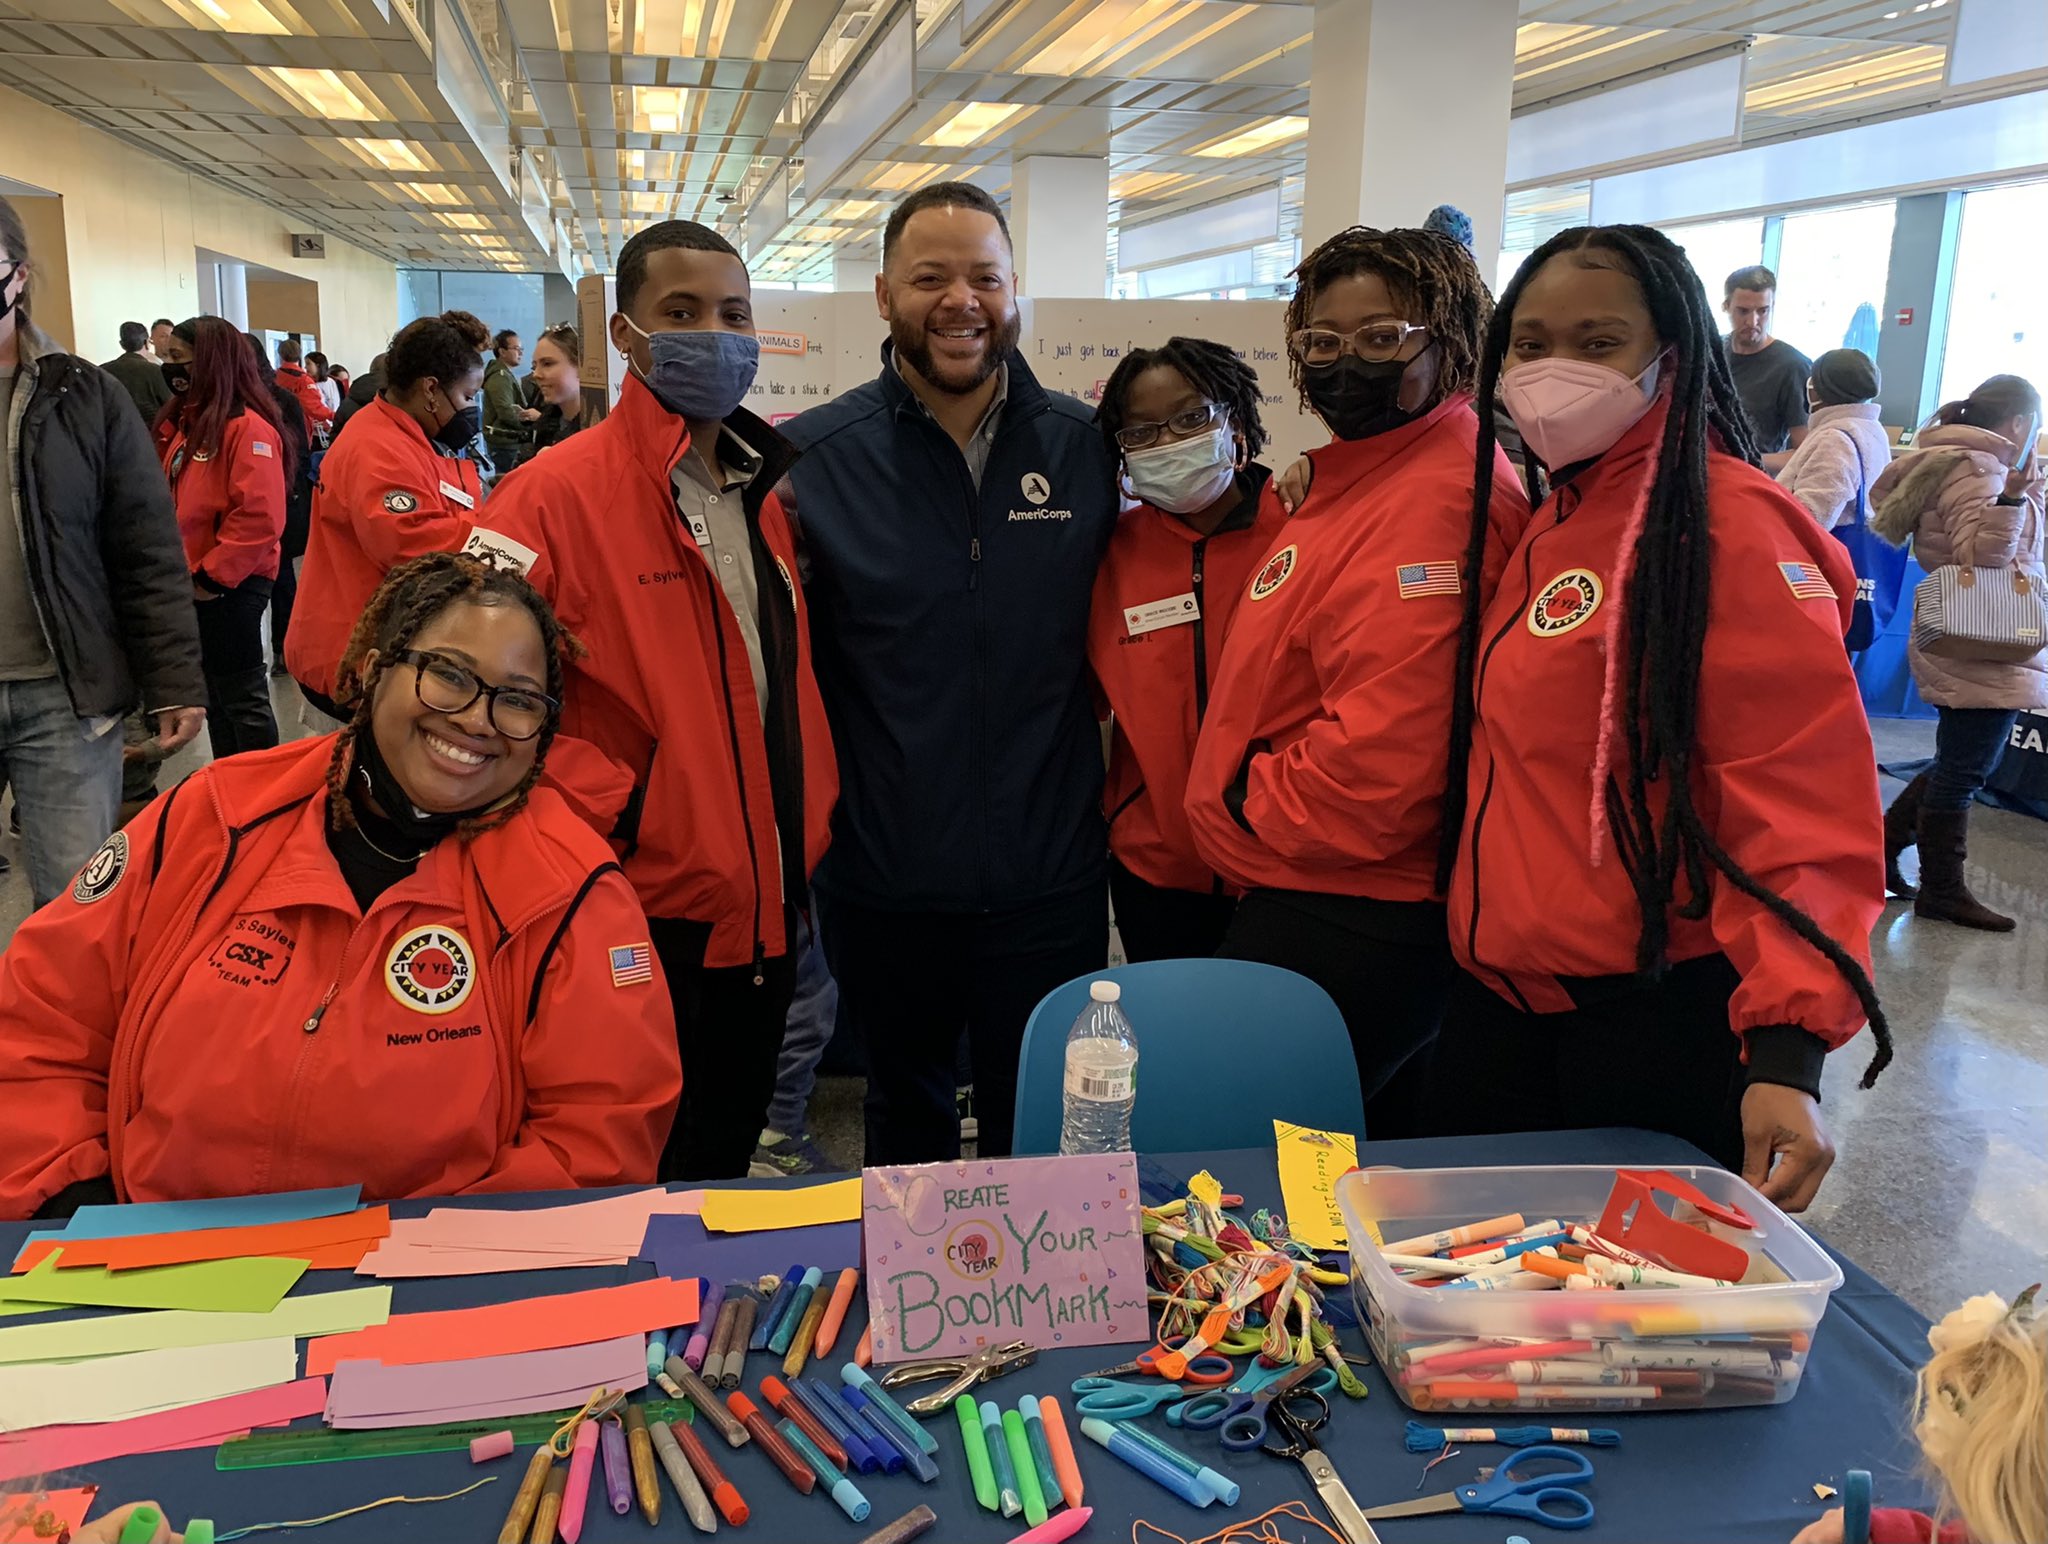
639,1214,859,1285
55,1186,363,1242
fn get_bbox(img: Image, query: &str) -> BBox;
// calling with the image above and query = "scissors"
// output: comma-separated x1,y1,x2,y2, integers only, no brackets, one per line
1069,1376,1192,1420
877,1340,1037,1417
1359,1445,1597,1531
1179,1360,1329,1452
1261,1395,1382,1544
1168,1357,1337,1428
1085,1340,1236,1384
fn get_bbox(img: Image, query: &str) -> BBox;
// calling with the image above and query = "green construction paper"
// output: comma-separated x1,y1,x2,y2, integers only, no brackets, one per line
0,1248,307,1314
0,1285,391,1364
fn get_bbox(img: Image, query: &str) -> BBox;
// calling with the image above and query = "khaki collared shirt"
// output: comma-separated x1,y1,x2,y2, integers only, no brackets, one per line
671,426,769,717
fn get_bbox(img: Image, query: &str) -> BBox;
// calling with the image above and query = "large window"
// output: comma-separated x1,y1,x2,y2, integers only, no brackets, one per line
1655,216,1764,310
1938,178,2048,412
1775,201,1895,361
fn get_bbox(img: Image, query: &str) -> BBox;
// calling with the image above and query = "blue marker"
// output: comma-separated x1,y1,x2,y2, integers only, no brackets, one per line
788,1376,881,1474
845,1386,940,1483
841,1363,940,1456
1080,1416,1214,1508
769,1267,825,1356
777,1416,870,1523
807,1378,903,1475
980,1399,1022,1518
646,1329,668,1380
1109,1416,1240,1504
753,1265,805,1351
1019,1397,1064,1505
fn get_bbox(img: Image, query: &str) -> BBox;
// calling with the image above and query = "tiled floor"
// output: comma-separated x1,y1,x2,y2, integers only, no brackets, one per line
3,690,2040,1319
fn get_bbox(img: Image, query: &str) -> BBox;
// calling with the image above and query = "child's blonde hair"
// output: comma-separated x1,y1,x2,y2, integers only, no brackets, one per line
1912,1285,2045,1544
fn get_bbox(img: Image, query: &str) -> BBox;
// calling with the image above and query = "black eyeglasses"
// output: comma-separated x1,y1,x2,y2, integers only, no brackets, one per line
396,650,558,741
1115,400,1224,452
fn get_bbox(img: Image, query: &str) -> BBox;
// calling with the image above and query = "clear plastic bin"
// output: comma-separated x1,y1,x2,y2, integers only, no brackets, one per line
1335,1164,1842,1412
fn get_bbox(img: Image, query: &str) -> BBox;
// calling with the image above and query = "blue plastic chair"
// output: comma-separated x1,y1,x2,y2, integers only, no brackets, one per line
1010,959,1365,1156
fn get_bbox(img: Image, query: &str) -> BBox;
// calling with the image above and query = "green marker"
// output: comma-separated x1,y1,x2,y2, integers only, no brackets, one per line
1002,1407,1048,1526
954,1391,998,1511
185,1524,216,1544
118,1509,164,1544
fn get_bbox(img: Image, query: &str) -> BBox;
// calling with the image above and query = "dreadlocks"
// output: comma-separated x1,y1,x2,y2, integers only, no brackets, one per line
325,552,584,840
1283,226,1490,408
1437,224,1893,1088
1095,336,1270,462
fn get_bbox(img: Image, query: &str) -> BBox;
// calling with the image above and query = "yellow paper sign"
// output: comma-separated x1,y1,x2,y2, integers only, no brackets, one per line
699,1176,862,1233
1274,1120,1361,1251
1187,1171,1223,1209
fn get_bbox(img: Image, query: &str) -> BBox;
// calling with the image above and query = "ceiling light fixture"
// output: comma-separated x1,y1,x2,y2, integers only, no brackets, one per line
1191,114,1308,158
262,67,373,120
188,0,290,33
350,138,430,172
634,86,687,134
397,182,464,206
923,103,1025,148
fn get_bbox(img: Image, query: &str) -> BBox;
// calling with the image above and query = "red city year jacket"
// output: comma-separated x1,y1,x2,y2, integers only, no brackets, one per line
286,396,482,702
1448,398,1883,1053
276,362,334,427
1088,468,1289,892
159,408,285,588
1186,398,1530,900
464,376,837,969
0,734,680,1219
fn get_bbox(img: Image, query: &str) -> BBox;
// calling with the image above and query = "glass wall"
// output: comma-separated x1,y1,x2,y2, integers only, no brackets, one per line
1655,216,1764,308
1775,201,1895,361
1937,178,2048,411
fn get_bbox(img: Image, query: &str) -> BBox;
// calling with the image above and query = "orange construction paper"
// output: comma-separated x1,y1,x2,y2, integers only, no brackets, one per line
12,1208,390,1273
13,1237,372,1274
0,1485,96,1543
306,1276,699,1377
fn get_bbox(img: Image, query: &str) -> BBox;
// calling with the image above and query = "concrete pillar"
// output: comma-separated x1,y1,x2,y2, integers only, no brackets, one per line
217,262,250,330
1303,0,1518,276
1875,191,1962,432
833,253,874,293
1010,155,1109,298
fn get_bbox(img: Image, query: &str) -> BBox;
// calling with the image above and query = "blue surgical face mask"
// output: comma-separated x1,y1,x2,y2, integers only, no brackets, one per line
623,318,760,421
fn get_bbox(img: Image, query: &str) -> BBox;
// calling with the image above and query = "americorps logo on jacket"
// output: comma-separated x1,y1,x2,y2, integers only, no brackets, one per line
385,925,475,1014
1527,567,1604,637
1008,469,1073,523
462,527,539,576
72,831,127,904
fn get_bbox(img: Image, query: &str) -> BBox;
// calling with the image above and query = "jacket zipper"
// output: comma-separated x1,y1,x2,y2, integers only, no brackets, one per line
276,903,400,1189
703,557,768,984
1190,537,1225,897
10,360,75,695
943,428,991,911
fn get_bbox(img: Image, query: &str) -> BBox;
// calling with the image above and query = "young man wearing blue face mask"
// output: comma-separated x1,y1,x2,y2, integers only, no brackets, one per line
462,221,839,1181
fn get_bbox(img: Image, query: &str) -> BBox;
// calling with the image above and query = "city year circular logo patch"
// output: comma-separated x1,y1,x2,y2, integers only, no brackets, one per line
385,925,475,1014
72,831,128,905
1527,567,1604,637
1249,544,1298,601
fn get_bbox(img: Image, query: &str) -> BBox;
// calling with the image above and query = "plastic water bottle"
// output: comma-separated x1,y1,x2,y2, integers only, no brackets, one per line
1058,981,1139,1155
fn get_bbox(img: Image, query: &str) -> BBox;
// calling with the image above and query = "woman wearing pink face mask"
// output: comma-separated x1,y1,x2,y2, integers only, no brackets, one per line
1424,225,1892,1213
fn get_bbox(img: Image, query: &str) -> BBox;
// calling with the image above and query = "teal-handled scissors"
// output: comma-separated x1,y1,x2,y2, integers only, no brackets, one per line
1359,1445,1597,1531
1168,1357,1338,1428
1069,1376,1191,1421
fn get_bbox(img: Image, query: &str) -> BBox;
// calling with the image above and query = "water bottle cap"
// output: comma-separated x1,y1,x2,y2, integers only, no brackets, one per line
1089,981,1120,1003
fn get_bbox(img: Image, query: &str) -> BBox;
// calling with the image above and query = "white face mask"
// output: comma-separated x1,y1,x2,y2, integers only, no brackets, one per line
1123,422,1238,514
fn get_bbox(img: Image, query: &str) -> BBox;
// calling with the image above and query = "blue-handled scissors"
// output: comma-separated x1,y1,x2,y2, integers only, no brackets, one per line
1168,1358,1338,1428
1178,1361,1329,1452
1069,1376,1191,1421
1359,1445,1597,1530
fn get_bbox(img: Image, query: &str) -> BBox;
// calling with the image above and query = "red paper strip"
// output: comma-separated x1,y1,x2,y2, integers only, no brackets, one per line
0,1378,328,1483
306,1276,699,1377
13,1208,391,1274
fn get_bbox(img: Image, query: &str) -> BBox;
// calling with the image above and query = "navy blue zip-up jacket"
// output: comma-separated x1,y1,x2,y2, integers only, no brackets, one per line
784,347,1117,913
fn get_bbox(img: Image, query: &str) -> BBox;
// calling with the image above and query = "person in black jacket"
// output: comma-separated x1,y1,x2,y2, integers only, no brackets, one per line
0,197,205,908
329,352,385,441
100,321,171,424
784,183,1119,1163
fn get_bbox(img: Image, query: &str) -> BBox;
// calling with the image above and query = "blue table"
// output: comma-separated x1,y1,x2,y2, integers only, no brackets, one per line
4,1130,1933,1542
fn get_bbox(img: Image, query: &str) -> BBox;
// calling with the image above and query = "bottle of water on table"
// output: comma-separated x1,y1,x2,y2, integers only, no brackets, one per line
1059,980,1138,1155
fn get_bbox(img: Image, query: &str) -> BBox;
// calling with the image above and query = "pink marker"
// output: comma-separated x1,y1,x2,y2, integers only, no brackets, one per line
559,1418,598,1543
1008,1506,1093,1544
684,1278,722,1371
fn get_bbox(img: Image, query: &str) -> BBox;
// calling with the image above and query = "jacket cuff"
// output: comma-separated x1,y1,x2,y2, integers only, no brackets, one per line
1223,742,1267,834
34,1173,117,1220
1743,1025,1828,1099
193,567,232,596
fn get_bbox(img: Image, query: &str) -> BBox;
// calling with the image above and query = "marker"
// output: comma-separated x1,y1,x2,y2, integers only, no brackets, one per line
857,1503,939,1544
648,1417,716,1533
498,1445,554,1544
622,1406,662,1526
647,1330,669,1381
779,1416,872,1523
599,1417,632,1515
847,1384,941,1482
1002,1407,1048,1526
685,1279,723,1371
729,1390,815,1494
842,1363,940,1456
956,1391,998,1512
118,1511,166,1544
788,1375,882,1473
815,1268,860,1355
761,1374,850,1470
981,1398,1022,1517
1080,1416,1213,1508
1107,1418,1240,1504
770,1267,825,1356
663,1356,750,1449
702,1287,739,1376
529,1463,568,1544
672,1411,751,1526
754,1266,805,1351
784,1289,832,1378
1037,1396,1084,1510
1018,1397,1062,1507
559,1418,598,1543
808,1376,903,1474
1382,1213,1526,1256
1010,1508,1095,1544
717,1292,759,1389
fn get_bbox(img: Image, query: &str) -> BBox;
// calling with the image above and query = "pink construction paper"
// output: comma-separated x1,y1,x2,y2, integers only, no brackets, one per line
412,1190,704,1255
0,1378,327,1482
326,1333,645,1420
327,1371,649,1429
356,1239,624,1277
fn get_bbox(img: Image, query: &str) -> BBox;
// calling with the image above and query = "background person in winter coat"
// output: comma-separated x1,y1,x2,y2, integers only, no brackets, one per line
1870,374,2044,932
1777,348,1891,529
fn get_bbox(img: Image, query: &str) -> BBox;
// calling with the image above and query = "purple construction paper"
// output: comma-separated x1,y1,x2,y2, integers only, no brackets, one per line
861,1154,1148,1362
326,1333,645,1422
327,1369,651,1430
637,1214,860,1286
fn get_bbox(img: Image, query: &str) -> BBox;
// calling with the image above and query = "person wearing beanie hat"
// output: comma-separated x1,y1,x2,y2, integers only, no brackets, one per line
1777,348,1891,530
1423,203,1475,253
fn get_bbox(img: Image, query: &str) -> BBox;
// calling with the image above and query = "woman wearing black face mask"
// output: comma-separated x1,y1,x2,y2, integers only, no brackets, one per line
1185,226,1530,1136
286,309,488,717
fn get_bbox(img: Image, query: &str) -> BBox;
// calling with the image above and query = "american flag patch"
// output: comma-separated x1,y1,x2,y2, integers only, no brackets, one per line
251,440,273,458
1779,561,1837,601
1396,561,1461,599
609,943,654,988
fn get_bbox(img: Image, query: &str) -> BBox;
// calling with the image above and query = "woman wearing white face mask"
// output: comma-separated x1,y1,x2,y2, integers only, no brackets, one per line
1428,225,1893,1213
1086,338,1283,961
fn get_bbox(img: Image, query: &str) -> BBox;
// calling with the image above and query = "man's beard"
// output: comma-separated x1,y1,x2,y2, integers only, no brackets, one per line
892,305,1022,396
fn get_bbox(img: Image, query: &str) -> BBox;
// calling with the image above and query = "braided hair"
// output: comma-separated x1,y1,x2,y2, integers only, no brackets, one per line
1283,226,1490,408
1095,336,1270,462
325,552,584,840
1437,224,1892,1088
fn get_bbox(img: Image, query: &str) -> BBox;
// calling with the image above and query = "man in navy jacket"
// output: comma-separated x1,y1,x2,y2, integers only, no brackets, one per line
785,183,1116,1163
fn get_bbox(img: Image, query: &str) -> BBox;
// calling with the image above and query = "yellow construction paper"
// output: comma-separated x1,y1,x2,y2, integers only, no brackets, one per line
0,1248,306,1314
698,1177,863,1233
0,1284,391,1364
1274,1120,1362,1251
1187,1171,1224,1209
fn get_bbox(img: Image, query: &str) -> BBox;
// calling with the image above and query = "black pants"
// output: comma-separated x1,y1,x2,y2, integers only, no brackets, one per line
1422,954,1746,1171
648,914,797,1182
819,883,1108,1165
268,555,299,669
1219,890,1452,1140
195,584,278,760
1109,858,1235,963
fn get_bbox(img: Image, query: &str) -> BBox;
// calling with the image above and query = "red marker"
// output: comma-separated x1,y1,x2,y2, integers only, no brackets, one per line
669,1414,749,1526
728,1390,815,1495
760,1375,848,1470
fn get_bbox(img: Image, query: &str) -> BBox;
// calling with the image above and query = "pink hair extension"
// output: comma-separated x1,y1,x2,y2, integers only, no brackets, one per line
1586,449,1660,868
